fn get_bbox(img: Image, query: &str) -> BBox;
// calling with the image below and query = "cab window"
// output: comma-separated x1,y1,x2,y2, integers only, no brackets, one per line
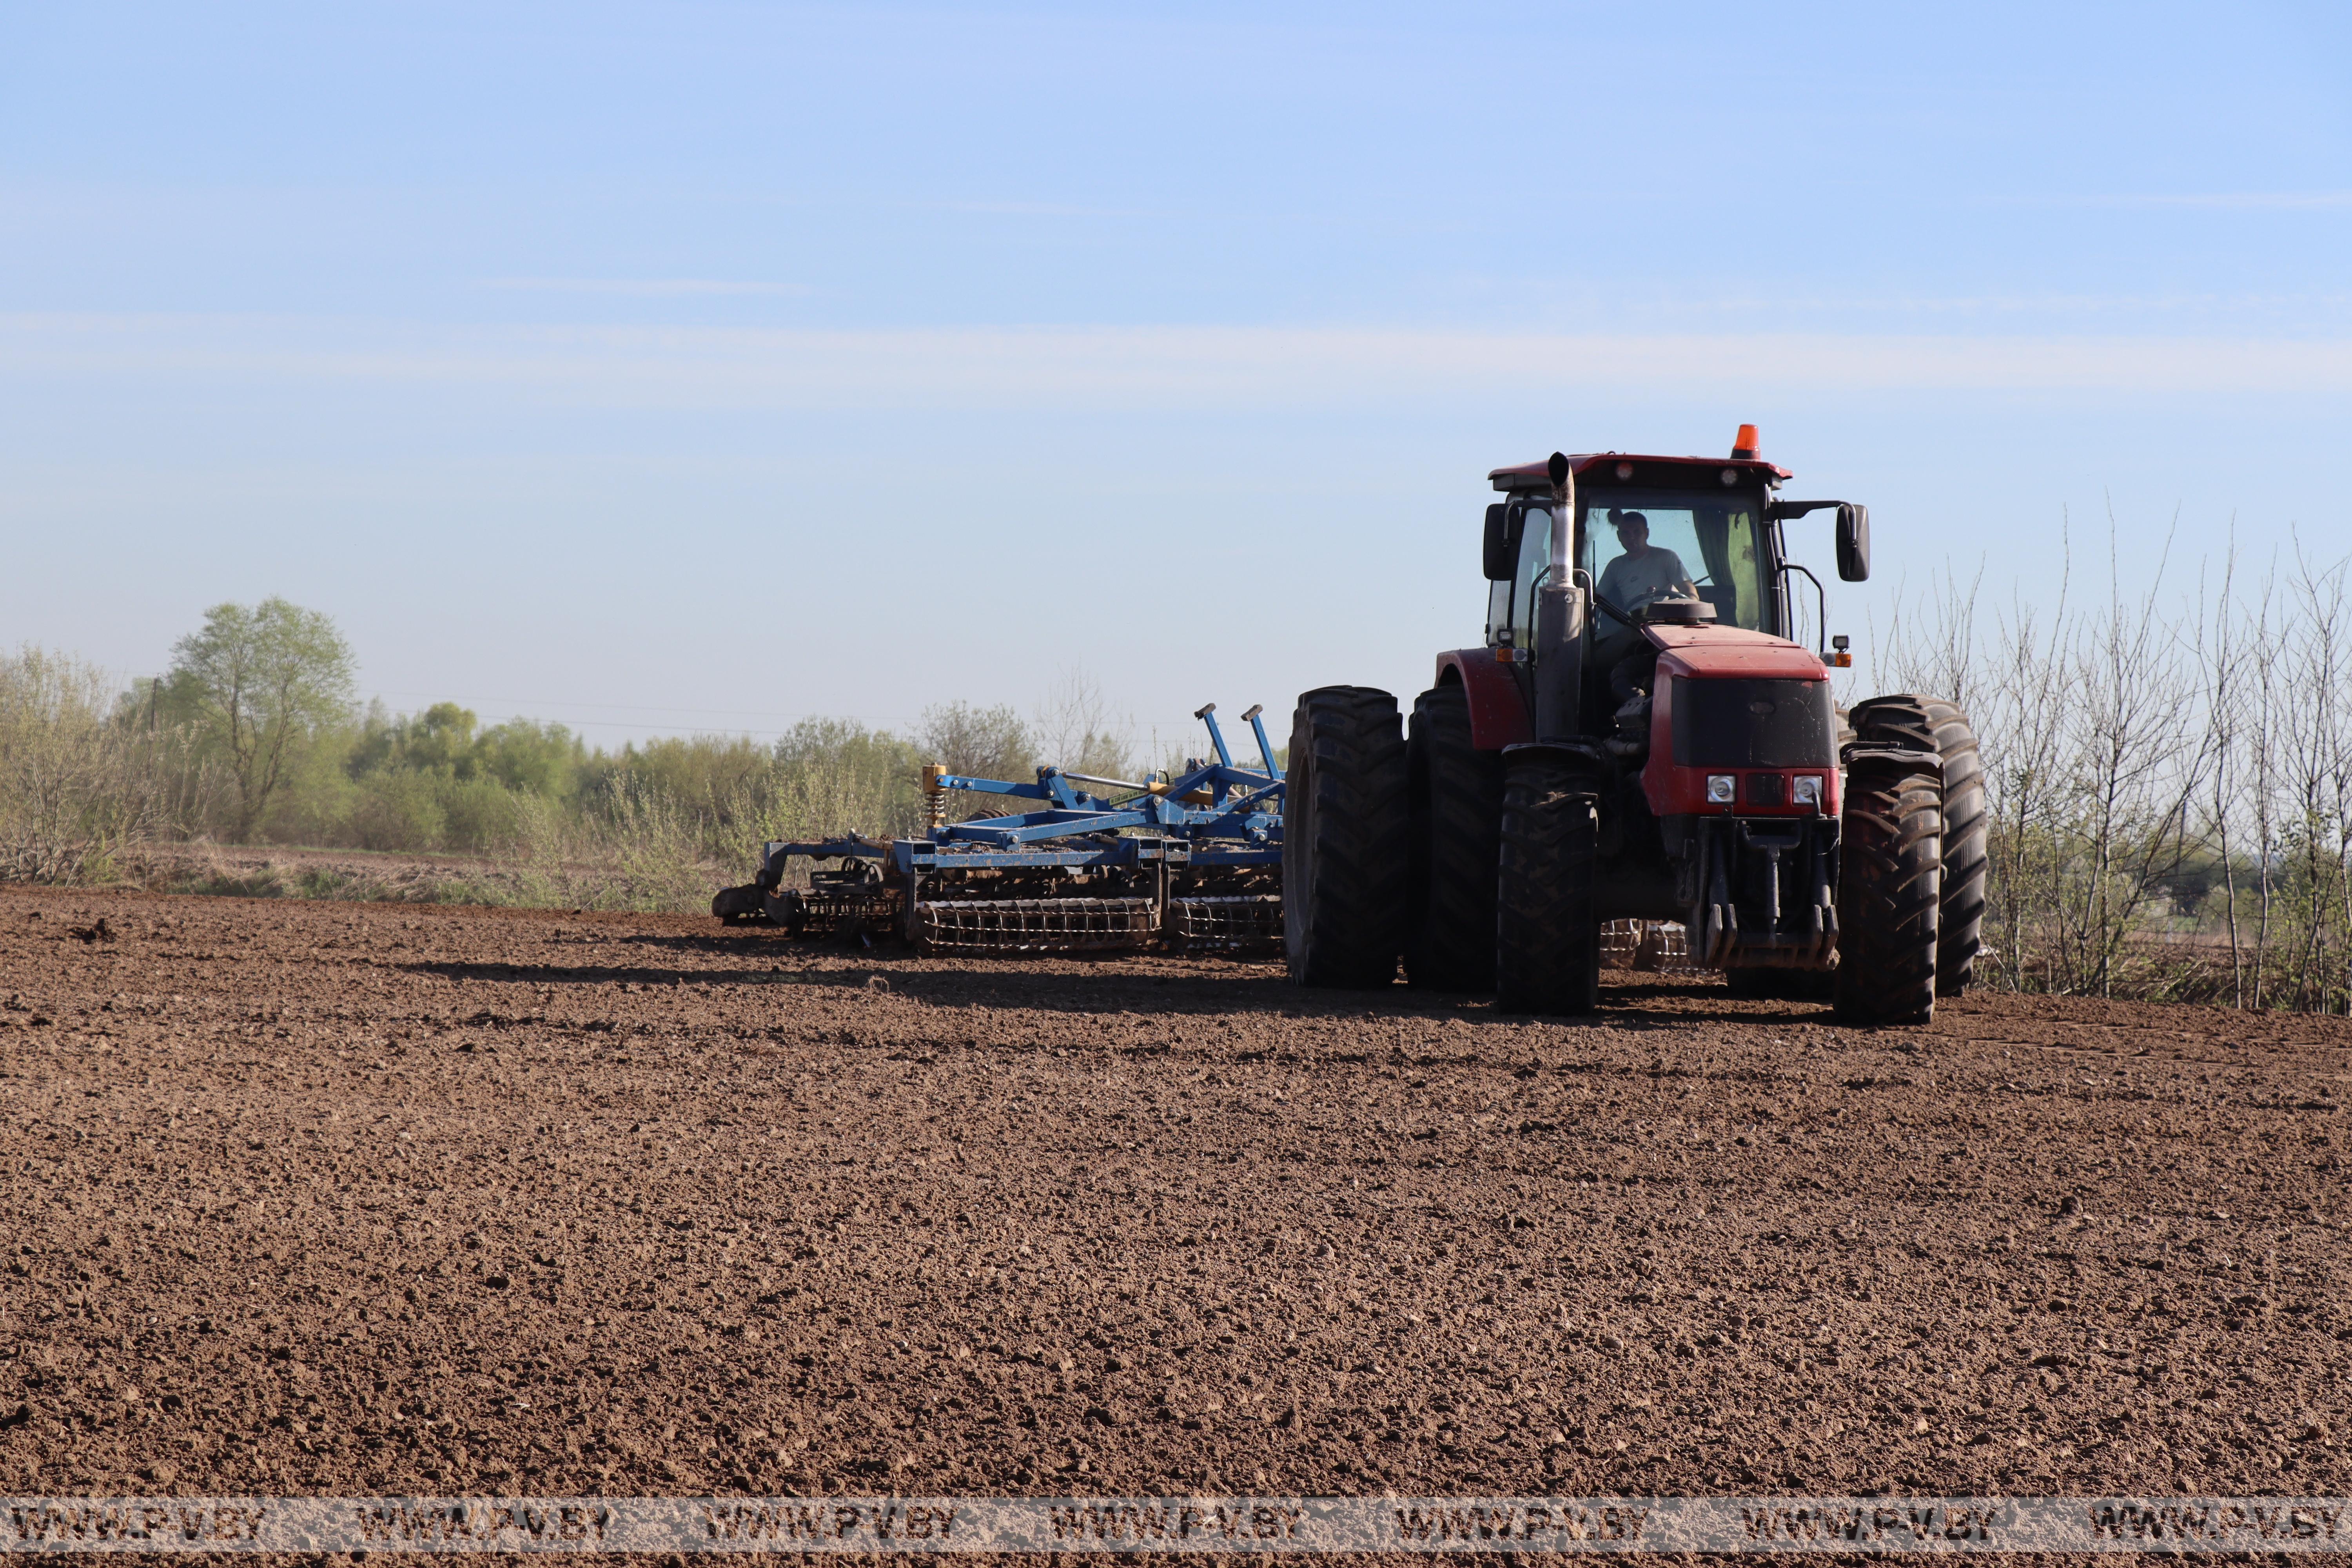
1579,494,1766,631
1485,501,1553,645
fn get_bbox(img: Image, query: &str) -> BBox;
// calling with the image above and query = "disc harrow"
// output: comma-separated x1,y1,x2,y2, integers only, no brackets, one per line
713,702,1284,956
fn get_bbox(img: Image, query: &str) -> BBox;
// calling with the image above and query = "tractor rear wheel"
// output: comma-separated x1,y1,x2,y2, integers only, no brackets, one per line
1405,683,1504,991
1851,694,1987,994
1284,686,1408,988
1495,752,1601,1014
1833,750,1942,1026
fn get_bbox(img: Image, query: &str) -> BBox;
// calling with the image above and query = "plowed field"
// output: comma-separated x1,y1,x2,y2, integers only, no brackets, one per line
2,885,2347,1503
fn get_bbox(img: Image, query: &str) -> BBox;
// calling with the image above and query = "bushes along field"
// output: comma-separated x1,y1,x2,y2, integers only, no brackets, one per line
0,605,1134,915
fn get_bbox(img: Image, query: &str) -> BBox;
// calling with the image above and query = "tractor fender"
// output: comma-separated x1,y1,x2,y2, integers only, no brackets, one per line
1433,649,1534,751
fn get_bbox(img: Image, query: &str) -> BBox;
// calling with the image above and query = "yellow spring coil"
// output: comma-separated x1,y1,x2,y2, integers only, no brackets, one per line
920,762,948,832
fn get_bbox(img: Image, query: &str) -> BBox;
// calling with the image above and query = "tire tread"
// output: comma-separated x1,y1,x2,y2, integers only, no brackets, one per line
1833,750,1942,1026
1284,686,1408,988
1850,693,1987,995
1406,684,1504,990
1496,755,1600,1014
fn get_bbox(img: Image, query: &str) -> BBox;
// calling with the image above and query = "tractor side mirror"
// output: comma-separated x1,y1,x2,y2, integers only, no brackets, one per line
1483,503,1516,580
1836,503,1871,582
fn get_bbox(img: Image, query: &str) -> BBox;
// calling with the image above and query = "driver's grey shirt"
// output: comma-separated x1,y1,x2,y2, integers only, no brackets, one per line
1599,545,1692,611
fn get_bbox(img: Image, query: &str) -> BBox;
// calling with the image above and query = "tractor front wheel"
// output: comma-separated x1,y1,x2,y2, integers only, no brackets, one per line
1833,750,1942,1026
1284,686,1408,988
1495,751,1601,1014
1849,694,1987,995
1405,683,1504,991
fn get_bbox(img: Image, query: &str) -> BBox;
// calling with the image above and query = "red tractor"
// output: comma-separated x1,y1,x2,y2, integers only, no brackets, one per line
1283,428,1984,1025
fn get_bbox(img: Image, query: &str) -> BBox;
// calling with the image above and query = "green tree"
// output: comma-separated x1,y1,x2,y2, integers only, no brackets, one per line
401,702,481,773
164,598,356,841
472,718,584,797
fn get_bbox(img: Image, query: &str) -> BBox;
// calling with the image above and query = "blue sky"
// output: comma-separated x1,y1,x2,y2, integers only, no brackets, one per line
4,1,2349,745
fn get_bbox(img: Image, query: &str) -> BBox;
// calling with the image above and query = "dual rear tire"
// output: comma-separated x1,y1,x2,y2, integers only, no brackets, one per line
1405,685,1503,991
1283,686,1409,988
1827,694,1988,1025
1847,695,1987,996
1289,684,1601,1014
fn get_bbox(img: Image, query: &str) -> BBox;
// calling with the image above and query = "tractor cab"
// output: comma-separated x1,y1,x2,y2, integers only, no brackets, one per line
1478,436,1871,758
1483,441,1856,653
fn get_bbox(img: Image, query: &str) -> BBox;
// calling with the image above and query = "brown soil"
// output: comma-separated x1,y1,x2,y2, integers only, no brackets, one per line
2,882,2347,1505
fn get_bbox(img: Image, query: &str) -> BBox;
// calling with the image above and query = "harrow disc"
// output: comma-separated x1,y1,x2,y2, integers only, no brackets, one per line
1169,895,1284,955
795,886,904,937
916,897,1156,956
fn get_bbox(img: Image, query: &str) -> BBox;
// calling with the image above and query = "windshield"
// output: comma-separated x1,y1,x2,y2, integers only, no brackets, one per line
1580,492,1768,632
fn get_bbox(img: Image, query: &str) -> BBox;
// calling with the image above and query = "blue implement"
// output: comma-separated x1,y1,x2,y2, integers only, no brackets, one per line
710,703,1284,955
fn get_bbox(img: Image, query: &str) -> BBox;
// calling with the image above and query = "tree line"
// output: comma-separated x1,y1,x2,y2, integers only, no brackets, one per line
0,598,1139,902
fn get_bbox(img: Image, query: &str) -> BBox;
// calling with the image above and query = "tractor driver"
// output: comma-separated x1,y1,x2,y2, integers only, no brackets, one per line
1597,509,1699,705
1597,510,1697,614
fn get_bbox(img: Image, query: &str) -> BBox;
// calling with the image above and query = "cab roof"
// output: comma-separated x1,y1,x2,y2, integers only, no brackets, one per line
1489,452,1793,492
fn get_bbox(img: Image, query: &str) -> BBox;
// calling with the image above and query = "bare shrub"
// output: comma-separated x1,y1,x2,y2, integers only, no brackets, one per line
2052,528,2210,996
918,701,1032,780
2196,542,2250,1007
472,782,724,913
2273,547,2352,1010
767,719,924,840
1033,668,1135,780
0,648,201,884
1881,523,2352,1012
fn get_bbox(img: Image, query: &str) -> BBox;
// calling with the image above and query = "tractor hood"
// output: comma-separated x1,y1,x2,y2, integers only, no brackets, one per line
1645,622,1829,682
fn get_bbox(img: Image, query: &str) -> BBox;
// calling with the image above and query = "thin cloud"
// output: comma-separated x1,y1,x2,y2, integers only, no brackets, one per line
1671,290,2352,318
472,278,812,297
929,199,1177,220
2013,192,2352,211
9,315,2352,405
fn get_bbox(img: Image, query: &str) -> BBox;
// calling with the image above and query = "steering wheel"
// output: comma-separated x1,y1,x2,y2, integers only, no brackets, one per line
1591,591,1642,632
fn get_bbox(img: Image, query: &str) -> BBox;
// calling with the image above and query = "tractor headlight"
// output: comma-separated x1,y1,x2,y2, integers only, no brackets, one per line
1706,775,1736,805
1793,775,1823,808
